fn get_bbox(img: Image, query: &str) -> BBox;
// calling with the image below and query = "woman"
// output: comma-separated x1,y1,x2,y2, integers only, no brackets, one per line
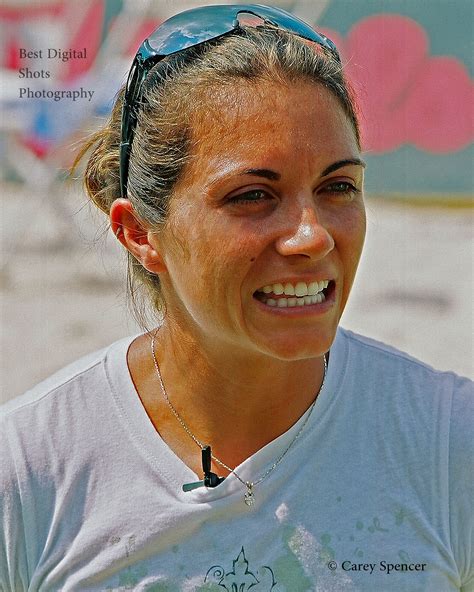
1,5,472,591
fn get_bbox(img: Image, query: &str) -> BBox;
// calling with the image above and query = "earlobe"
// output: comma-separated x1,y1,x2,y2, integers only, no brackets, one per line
109,199,167,274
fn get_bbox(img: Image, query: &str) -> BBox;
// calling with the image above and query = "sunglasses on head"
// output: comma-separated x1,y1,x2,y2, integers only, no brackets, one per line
119,3,340,198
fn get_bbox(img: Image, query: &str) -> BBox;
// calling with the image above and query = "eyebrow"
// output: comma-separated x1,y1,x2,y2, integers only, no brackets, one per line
321,158,366,176
239,159,366,182
240,168,281,181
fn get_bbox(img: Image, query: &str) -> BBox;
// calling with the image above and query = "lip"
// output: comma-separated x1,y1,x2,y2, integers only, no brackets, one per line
253,280,337,316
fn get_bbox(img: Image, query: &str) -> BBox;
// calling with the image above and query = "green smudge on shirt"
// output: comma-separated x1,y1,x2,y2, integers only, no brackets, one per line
272,526,313,591
195,584,223,592
144,582,179,592
320,533,335,561
118,565,148,588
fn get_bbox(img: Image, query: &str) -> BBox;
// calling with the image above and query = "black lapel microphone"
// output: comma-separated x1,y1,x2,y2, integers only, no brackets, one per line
182,445,225,492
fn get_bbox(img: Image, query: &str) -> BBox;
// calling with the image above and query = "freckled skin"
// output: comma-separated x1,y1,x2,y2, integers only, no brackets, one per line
155,80,366,362
119,79,366,471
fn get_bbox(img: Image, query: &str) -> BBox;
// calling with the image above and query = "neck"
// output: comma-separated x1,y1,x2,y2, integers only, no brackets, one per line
129,321,327,475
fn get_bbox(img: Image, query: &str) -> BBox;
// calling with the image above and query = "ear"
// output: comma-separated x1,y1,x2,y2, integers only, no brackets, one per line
109,199,167,274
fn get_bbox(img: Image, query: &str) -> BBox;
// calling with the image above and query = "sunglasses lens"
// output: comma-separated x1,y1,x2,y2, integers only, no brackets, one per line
120,4,339,196
244,5,339,57
147,6,237,55
145,5,338,59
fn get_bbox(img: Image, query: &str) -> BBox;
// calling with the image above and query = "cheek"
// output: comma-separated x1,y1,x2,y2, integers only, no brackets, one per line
189,219,261,268
325,206,365,319
169,222,257,306
355,203,367,251
335,201,365,242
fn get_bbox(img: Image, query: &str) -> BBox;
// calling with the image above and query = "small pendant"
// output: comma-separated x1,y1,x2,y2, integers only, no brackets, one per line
244,482,254,506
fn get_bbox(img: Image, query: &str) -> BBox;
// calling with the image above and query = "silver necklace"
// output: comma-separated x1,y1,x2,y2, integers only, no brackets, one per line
150,332,327,507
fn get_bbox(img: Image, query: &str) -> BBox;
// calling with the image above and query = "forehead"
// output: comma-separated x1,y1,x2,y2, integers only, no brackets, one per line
187,79,359,172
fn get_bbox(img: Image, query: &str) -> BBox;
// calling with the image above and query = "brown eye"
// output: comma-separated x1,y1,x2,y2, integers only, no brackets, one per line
229,190,271,204
323,181,359,195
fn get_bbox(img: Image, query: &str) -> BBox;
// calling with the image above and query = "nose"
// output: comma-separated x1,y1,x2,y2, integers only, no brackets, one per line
275,203,335,260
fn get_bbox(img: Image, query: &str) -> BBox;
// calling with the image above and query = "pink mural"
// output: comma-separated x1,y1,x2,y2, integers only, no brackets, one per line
1,7,472,156
321,15,473,153
0,1,103,79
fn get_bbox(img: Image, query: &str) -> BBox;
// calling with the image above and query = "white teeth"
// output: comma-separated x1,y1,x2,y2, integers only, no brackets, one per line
273,283,284,295
309,294,323,304
294,282,308,297
259,280,330,294
262,292,326,309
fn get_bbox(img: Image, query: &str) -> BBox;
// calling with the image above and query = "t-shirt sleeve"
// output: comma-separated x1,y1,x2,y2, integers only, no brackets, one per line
449,375,474,592
0,413,29,592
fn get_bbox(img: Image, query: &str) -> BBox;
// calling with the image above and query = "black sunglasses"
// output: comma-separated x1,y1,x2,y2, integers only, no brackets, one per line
119,3,340,198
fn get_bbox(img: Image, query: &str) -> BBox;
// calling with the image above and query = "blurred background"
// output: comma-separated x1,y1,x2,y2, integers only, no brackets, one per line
1,0,473,404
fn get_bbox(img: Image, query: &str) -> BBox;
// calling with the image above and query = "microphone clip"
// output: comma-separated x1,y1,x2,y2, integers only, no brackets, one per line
182,445,225,492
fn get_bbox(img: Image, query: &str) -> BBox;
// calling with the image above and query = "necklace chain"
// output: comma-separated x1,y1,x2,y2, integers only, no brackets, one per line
150,331,327,505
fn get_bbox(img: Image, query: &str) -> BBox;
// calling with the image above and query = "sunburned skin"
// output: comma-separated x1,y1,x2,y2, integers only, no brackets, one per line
111,79,366,474
156,81,366,361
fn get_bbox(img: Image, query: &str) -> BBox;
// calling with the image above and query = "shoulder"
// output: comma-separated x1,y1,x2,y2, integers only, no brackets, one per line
0,336,135,588
2,346,107,419
337,329,473,585
0,336,137,555
339,326,447,371
1,335,137,482
1,335,136,421
341,326,474,447
338,326,471,390
336,324,473,425
336,326,473,449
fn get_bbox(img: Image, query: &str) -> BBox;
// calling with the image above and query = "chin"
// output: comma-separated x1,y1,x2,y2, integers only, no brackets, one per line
257,327,337,362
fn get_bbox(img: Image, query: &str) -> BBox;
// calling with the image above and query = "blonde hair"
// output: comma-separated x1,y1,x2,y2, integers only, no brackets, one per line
75,26,360,327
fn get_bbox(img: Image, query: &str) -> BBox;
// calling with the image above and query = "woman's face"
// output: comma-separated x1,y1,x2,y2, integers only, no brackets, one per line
155,79,366,361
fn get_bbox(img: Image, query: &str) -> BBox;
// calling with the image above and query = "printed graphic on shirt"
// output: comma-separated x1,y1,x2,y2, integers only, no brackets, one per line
204,547,276,590
102,502,437,592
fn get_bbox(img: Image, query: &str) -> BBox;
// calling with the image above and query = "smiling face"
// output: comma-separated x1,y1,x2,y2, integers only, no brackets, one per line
154,79,366,361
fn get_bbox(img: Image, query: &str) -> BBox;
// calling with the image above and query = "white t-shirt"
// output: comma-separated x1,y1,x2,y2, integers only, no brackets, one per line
1,328,473,591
